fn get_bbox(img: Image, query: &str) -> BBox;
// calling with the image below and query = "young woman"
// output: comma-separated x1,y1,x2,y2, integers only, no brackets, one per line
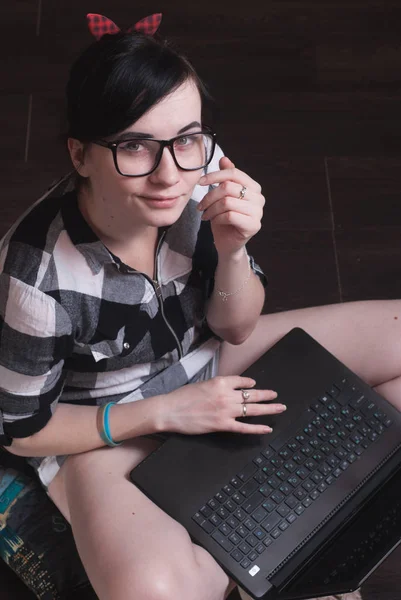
1,13,399,600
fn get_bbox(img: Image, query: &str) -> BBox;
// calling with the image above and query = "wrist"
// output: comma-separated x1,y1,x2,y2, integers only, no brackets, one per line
217,246,247,265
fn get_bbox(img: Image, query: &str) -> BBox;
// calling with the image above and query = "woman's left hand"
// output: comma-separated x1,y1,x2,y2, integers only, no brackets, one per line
197,156,265,257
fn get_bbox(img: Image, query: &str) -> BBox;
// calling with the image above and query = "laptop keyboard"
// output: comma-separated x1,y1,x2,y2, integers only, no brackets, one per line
192,378,393,570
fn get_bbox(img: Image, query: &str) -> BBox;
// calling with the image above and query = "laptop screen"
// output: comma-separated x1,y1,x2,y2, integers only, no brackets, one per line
275,463,401,598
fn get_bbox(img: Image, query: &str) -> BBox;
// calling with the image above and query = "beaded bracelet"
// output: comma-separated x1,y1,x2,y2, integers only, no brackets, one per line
96,402,122,447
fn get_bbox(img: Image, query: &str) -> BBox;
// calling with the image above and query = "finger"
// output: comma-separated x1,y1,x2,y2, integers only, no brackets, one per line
198,181,264,212
235,403,287,418
209,211,261,234
220,156,235,170
201,197,262,222
220,375,257,389
237,389,280,403
199,166,261,193
230,422,273,435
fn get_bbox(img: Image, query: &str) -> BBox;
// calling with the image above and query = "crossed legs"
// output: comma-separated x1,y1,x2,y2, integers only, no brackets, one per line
48,299,401,600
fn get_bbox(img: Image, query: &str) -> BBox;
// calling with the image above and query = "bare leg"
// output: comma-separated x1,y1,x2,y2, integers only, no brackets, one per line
218,300,401,392
48,438,236,600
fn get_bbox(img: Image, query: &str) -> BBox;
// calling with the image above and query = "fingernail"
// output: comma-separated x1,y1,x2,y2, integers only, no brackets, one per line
264,427,273,433
278,404,287,410
197,203,203,211
199,176,206,183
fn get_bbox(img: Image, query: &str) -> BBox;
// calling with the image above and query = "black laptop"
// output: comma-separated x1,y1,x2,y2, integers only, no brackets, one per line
130,327,401,599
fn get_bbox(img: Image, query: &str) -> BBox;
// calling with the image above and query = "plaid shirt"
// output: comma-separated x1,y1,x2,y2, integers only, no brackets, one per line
0,146,267,487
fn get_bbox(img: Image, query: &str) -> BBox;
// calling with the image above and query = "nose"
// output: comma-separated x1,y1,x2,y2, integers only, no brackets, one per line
148,146,180,187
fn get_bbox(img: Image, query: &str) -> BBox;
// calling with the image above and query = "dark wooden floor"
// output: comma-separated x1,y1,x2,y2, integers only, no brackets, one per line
1,0,401,598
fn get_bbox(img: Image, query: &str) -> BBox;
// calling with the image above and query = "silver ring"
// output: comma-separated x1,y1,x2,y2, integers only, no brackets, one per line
241,389,250,402
242,403,247,418
239,185,247,200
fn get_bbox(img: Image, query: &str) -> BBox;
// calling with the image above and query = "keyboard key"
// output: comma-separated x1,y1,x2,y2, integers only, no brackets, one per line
248,550,258,562
279,448,291,460
277,504,291,518
311,472,324,484
310,489,319,500
227,516,240,529
253,507,268,523
223,484,235,496
237,525,248,538
241,558,251,569
212,531,234,552
305,459,317,471
239,542,251,554
256,543,266,554
319,463,332,477
326,475,335,485
261,447,275,460
210,514,222,527
240,479,259,498
276,469,287,481
317,482,327,493
349,394,367,410
295,505,305,515
262,512,281,532
254,471,268,484
244,518,256,531
253,455,266,468
215,491,227,504
237,463,257,482
234,508,247,521
288,475,301,487
208,498,219,510
200,519,215,534
253,527,266,540
271,528,281,539
295,433,307,444
361,401,377,417
230,477,242,489
263,537,273,547
217,506,230,520
293,452,305,464
246,534,258,547
333,468,342,478
271,491,285,504
279,483,292,495
284,460,297,473
243,492,264,514
262,500,276,512
302,480,315,492
232,492,244,505
340,461,350,471
294,488,307,501
267,476,280,489
279,521,289,531
287,439,300,452
219,523,232,536
301,446,313,457
229,532,241,545
260,484,273,497
327,455,340,468
303,497,313,508
200,505,213,518
231,549,244,562
285,495,298,509
287,513,297,524
224,499,236,513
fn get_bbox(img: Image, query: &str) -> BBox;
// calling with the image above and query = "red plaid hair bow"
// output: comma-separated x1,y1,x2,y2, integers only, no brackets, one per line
87,13,162,41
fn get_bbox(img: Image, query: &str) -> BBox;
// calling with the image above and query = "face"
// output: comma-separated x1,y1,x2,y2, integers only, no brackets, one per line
68,79,205,238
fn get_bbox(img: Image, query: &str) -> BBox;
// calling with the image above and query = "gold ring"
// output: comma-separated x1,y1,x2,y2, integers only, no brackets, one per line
242,403,247,418
239,186,247,200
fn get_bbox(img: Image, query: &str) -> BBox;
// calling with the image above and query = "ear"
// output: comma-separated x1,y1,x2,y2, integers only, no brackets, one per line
67,138,90,177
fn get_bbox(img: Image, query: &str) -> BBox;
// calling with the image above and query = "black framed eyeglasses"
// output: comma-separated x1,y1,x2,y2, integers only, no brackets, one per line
92,127,217,177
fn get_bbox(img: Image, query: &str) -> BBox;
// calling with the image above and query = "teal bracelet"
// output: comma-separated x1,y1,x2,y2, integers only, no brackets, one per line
97,402,122,447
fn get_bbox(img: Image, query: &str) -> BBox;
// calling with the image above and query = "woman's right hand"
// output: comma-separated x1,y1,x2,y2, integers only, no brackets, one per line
157,375,286,436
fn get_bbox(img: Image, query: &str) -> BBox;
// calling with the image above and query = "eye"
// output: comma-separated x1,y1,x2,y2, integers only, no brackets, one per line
175,136,191,146
120,141,143,152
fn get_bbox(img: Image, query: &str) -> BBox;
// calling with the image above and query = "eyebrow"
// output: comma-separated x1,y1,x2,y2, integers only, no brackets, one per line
114,121,202,141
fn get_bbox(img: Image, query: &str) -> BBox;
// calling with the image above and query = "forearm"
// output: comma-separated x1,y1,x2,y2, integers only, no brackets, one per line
206,248,265,344
7,395,165,457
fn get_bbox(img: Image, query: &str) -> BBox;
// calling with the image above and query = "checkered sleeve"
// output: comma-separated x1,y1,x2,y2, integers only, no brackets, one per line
0,274,73,446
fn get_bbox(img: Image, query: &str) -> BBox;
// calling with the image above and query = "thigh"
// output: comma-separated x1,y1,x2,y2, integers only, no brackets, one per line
48,437,232,600
218,300,401,387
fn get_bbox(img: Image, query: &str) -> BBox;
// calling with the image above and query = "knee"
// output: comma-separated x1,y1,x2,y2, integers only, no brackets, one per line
104,562,213,600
